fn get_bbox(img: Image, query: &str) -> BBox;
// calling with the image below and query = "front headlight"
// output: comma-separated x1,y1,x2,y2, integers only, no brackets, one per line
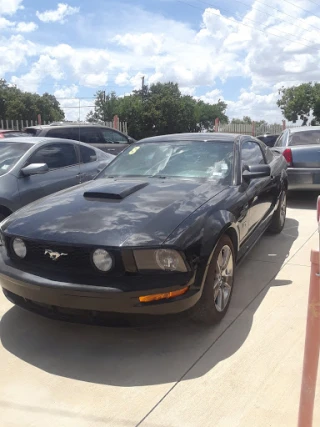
92,249,113,272
12,238,27,259
134,249,187,272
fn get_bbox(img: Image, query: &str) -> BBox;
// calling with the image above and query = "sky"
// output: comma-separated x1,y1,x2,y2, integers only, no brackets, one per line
1,0,320,123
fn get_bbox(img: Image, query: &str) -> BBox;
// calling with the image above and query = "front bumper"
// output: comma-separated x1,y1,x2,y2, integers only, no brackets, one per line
0,249,200,318
288,168,320,190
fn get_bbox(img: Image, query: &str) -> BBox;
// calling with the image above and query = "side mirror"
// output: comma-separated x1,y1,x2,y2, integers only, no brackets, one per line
242,164,270,181
128,137,135,144
21,163,49,176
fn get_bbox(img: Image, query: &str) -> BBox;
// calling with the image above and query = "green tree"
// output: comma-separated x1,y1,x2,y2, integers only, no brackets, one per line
0,79,64,122
277,82,320,123
87,82,229,139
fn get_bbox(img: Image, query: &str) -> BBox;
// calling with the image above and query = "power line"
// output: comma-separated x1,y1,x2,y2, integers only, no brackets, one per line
178,0,320,52
280,0,320,15
202,0,320,36
196,0,319,45
306,0,320,6
253,0,320,32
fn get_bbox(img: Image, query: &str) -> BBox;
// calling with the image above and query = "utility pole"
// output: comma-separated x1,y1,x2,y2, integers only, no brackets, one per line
103,90,106,125
141,76,145,91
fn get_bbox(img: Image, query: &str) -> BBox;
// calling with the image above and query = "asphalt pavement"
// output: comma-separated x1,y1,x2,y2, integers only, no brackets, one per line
0,192,319,427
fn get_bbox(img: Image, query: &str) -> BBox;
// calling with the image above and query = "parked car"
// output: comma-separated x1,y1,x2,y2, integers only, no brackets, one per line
0,137,114,221
0,129,32,139
23,124,136,155
256,134,279,147
271,126,320,190
0,133,287,325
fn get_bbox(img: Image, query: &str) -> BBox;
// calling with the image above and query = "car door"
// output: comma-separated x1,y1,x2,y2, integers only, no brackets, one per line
17,142,80,207
99,128,131,155
241,138,275,234
78,145,113,182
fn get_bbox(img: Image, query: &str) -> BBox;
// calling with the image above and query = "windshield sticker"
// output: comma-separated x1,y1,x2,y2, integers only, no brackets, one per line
129,147,140,155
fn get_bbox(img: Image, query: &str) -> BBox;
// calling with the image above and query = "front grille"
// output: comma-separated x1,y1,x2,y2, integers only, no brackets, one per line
4,236,125,281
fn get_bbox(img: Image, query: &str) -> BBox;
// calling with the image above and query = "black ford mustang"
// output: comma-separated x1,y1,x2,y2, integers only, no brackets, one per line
0,133,288,324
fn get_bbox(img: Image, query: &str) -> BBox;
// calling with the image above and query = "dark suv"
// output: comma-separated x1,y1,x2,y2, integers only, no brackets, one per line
24,124,136,155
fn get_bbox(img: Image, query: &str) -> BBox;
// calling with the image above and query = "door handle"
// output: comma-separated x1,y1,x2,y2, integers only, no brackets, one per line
107,148,116,151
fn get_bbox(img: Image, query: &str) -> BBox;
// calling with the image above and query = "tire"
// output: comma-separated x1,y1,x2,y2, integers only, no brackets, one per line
268,190,287,234
190,235,235,325
0,214,6,223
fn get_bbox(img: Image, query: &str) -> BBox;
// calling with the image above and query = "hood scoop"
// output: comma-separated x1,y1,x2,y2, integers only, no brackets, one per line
83,181,149,200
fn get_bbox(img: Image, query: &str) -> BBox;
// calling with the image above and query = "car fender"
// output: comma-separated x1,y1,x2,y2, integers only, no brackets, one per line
164,205,239,290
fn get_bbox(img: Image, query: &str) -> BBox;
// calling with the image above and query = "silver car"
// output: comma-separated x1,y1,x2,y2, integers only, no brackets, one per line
272,126,320,190
0,137,115,221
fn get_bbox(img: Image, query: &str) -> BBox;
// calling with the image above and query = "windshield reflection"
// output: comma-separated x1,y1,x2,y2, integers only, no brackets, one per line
97,140,234,182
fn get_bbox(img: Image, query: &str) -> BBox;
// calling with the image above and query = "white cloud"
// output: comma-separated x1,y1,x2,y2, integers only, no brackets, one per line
0,19,37,33
1,1,320,124
36,3,79,23
113,33,164,56
0,0,24,15
199,89,223,104
115,72,130,86
0,16,15,29
225,91,282,122
0,34,38,75
53,85,95,121
15,21,38,32
11,55,64,92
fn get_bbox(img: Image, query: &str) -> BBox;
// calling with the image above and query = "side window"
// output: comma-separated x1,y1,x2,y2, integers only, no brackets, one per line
46,128,76,140
79,128,104,144
241,140,266,167
80,145,97,164
274,133,283,147
274,131,288,147
101,129,128,144
28,143,78,169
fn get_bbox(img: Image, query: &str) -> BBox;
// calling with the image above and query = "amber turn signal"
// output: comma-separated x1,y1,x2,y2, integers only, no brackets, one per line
139,286,189,303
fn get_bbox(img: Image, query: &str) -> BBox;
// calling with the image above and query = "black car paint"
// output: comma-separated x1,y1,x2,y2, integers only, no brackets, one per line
0,133,287,318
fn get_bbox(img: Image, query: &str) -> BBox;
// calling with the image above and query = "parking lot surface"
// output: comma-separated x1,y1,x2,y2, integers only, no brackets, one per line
0,192,319,427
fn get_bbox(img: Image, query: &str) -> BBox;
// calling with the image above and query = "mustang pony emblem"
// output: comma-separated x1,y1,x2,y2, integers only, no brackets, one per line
44,249,68,261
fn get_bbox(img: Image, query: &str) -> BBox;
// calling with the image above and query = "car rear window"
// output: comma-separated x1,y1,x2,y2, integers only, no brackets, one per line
289,130,320,146
24,128,41,136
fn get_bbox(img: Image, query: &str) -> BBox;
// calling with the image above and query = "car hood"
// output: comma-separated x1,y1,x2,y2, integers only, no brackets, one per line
2,178,225,247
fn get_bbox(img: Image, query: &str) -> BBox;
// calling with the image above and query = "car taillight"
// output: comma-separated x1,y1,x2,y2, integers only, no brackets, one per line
0,134,4,139
282,148,292,166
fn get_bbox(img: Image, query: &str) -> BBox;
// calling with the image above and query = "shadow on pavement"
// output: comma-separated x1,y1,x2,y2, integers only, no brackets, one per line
287,191,319,210
0,218,299,387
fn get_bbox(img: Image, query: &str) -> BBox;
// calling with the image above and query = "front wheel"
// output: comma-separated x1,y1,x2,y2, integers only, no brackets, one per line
268,190,287,234
190,235,235,325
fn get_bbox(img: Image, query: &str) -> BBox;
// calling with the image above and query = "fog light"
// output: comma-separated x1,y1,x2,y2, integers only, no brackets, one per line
12,238,27,259
139,286,189,303
92,249,113,272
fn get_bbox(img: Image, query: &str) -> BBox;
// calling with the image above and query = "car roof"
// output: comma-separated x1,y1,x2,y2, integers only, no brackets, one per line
288,126,320,133
25,124,119,131
0,129,25,133
139,132,244,143
0,136,92,146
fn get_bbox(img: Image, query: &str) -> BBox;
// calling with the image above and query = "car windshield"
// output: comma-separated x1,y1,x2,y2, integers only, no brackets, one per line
97,140,234,182
0,142,31,177
289,130,320,146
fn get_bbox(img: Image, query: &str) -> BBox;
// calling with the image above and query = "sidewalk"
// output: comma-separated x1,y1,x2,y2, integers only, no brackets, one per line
0,198,319,427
